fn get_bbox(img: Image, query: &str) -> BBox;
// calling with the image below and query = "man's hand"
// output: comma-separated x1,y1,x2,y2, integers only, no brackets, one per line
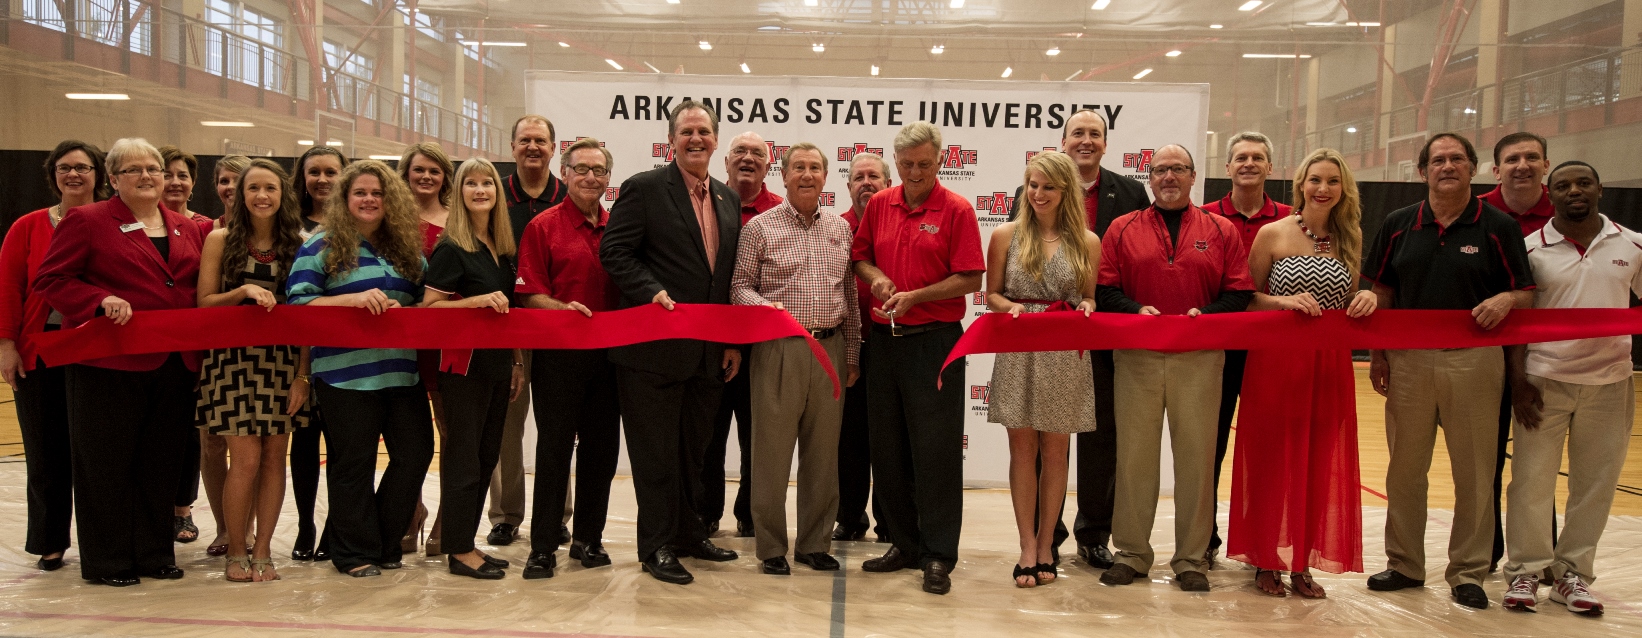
869,276,897,302
722,348,741,381
1346,290,1378,318
1138,306,1161,316
566,300,592,317
1511,378,1544,431
1076,298,1096,316
652,289,676,310
846,364,860,387
875,290,920,318
1369,352,1390,397
1186,308,1203,318
1471,292,1516,330
767,301,786,311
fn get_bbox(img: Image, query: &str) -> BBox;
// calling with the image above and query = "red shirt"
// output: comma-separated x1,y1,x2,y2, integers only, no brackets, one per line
515,198,616,312
191,213,214,239
1080,175,1100,233
841,207,873,338
1097,205,1253,315
849,182,985,325
0,210,60,370
419,220,444,257
1201,192,1292,254
740,184,785,226
1481,185,1553,236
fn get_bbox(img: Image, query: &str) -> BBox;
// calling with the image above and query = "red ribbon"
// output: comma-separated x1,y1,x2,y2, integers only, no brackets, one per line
939,307,1642,385
33,304,841,398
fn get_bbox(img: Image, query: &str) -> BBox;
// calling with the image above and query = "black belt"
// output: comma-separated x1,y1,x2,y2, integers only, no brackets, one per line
807,325,841,340
871,321,959,337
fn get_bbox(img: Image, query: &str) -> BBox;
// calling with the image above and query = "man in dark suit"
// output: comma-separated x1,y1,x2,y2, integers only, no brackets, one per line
1010,109,1149,570
600,100,743,585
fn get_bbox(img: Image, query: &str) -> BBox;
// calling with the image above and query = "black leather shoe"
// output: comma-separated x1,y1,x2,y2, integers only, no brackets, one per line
481,554,510,569
145,565,184,580
346,565,380,578
36,556,64,571
486,523,518,546
861,546,916,572
922,562,952,595
1078,543,1115,569
569,541,611,568
1176,571,1210,592
676,539,737,562
703,520,720,536
1100,563,1140,586
1453,583,1489,609
291,523,316,561
449,555,505,580
521,552,556,580
761,557,791,575
642,549,693,585
559,525,572,545
795,552,840,571
1367,569,1425,591
313,543,331,562
379,561,403,570
831,525,866,541
735,521,755,538
87,572,141,587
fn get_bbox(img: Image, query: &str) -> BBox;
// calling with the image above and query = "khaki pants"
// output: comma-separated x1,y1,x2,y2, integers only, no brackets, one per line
488,351,575,531
1111,349,1223,576
749,333,847,560
1382,348,1503,588
1505,374,1634,583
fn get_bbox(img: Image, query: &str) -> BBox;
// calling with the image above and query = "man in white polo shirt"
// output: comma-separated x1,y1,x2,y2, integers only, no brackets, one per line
1502,160,1641,615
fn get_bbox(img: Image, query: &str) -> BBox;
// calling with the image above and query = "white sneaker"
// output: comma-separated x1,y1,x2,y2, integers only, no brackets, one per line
1549,572,1604,615
1502,574,1538,612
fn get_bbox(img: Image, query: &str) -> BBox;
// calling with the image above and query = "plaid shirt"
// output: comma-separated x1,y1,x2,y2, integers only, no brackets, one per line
731,201,861,366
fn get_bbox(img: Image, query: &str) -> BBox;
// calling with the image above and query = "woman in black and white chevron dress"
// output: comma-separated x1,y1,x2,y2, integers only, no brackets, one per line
196,158,311,583
1229,148,1379,599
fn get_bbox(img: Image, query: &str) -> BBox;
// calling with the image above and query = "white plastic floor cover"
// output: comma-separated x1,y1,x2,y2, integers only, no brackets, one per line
0,467,1638,637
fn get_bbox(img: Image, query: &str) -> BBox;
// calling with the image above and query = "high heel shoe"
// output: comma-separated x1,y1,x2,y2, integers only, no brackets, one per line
402,502,428,554
290,522,315,561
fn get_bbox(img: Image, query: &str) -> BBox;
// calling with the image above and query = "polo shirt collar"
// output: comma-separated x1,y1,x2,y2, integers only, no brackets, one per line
891,181,949,214
1214,192,1280,219
1414,196,1482,229
506,172,563,207
1484,185,1553,219
1537,213,1615,248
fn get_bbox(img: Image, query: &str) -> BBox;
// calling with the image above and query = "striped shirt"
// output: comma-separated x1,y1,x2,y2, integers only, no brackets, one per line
286,231,426,390
730,201,861,366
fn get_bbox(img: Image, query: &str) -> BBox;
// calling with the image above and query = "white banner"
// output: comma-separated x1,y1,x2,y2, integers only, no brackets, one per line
526,71,1210,488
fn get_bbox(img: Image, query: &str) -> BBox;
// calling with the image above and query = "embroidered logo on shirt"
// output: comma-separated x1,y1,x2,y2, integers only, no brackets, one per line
1460,245,1480,254
516,276,526,285
1194,240,1208,252
920,223,940,234
1615,259,1630,268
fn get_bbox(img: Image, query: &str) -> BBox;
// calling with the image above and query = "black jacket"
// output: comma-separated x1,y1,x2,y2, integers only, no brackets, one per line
1011,166,1151,236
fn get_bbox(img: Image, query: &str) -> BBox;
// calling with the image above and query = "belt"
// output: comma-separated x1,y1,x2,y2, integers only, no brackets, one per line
807,325,841,340
871,320,959,338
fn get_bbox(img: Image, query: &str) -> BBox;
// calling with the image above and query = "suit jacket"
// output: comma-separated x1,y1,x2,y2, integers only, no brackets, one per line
600,162,742,379
33,196,203,372
1011,166,1151,236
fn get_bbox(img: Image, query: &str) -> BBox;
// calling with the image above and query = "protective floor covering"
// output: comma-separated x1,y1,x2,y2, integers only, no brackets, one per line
0,467,1639,637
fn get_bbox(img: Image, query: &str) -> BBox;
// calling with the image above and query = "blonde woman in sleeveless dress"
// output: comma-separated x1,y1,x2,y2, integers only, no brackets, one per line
984,151,1100,588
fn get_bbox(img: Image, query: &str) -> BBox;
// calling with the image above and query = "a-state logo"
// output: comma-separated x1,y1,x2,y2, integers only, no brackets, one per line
763,141,791,163
560,137,607,152
941,145,979,169
970,384,989,405
837,143,885,162
971,291,985,305
976,192,1016,218
650,143,675,162
819,192,837,207
1026,147,1057,163
604,187,621,201
1122,149,1156,173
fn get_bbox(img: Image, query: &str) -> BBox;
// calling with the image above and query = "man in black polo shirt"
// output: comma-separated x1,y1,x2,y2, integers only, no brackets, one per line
485,114,570,548
1361,133,1534,610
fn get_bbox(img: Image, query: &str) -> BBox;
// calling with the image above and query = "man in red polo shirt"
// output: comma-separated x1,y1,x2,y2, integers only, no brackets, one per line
699,132,786,538
1095,144,1253,593
834,152,892,544
851,121,984,595
1199,131,1290,564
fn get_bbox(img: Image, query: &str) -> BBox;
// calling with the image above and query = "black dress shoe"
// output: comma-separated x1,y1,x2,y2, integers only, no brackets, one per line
36,556,64,571
481,554,510,569
291,523,316,561
1452,583,1489,609
922,562,952,595
676,539,737,562
704,520,720,536
761,557,791,575
1367,569,1425,591
795,552,841,571
346,565,381,578
642,549,693,585
313,546,331,562
486,523,518,546
145,565,184,580
522,552,557,580
87,572,141,587
1077,543,1115,569
861,546,916,572
735,521,755,538
449,555,505,580
379,561,403,570
559,525,572,545
831,525,866,542
290,548,315,561
569,541,611,568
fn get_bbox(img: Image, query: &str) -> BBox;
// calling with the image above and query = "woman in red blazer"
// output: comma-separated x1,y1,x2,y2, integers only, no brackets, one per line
0,140,108,573
33,137,203,587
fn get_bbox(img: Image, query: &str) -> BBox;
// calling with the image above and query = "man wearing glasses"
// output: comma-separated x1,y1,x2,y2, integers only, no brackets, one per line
1094,144,1252,593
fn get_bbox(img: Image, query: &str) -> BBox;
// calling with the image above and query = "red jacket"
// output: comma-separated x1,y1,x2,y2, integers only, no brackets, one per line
34,197,203,371
1098,204,1253,315
0,210,60,370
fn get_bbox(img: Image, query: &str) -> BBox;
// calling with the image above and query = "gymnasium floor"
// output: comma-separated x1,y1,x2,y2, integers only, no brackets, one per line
0,368,1639,637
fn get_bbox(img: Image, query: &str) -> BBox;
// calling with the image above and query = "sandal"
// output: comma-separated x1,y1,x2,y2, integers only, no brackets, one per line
225,556,253,583
251,558,280,582
1035,563,1057,584
1012,563,1039,588
174,515,199,543
206,540,229,557
1290,571,1325,599
1254,569,1287,597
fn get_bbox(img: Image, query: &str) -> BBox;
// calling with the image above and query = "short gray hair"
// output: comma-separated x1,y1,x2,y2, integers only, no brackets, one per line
849,152,891,181
1225,131,1274,162
782,142,827,172
561,137,614,172
105,137,164,174
893,121,941,153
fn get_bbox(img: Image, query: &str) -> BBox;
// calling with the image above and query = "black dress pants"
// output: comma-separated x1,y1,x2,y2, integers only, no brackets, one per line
530,349,622,553
867,324,965,568
1050,349,1119,552
437,371,511,556
1208,349,1247,551
835,342,886,537
314,382,433,573
18,363,72,556
700,346,753,529
66,355,195,579
617,364,722,560
175,421,200,508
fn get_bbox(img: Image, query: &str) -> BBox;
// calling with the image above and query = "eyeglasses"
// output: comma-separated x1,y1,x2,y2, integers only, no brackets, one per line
730,147,768,159
116,167,165,177
568,164,609,177
1150,165,1193,177
55,164,94,175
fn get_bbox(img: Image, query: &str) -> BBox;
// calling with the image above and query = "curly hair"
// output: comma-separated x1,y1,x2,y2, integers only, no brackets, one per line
1014,151,1094,293
220,159,306,290
1291,148,1363,280
320,160,424,282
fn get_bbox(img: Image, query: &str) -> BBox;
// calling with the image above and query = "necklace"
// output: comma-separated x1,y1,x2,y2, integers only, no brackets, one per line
1041,232,1061,243
48,204,62,225
1294,212,1331,254
249,243,277,264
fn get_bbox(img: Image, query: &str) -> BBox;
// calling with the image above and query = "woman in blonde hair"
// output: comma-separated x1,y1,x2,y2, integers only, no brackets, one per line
1230,148,1376,598
285,159,433,578
983,151,1100,588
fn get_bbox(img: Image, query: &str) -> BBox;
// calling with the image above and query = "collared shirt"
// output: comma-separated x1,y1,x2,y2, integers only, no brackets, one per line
1482,185,1554,236
1524,215,1642,385
426,238,517,380
841,207,873,339
1080,173,1101,233
516,198,616,312
504,172,567,247
286,232,426,390
849,181,985,325
681,169,720,272
1097,204,1253,315
1201,192,1292,254
1363,197,1535,310
740,184,785,225
731,201,861,366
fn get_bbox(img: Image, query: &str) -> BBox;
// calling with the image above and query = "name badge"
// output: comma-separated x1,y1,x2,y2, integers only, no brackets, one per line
119,222,145,233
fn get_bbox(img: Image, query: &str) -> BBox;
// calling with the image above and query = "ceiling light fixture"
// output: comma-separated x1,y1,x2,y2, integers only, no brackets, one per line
1242,53,1312,59
699,41,712,50
368,155,401,160
558,41,570,47
460,41,525,47
950,0,965,7
1353,22,1381,27
1064,69,1084,81
813,43,825,53
1209,24,1224,29
606,59,624,70
1046,47,1060,56
1238,1,1262,10
740,62,751,73
870,64,880,76
1346,127,1358,133
1165,50,1182,57
643,62,661,73
1001,66,1012,78
931,45,944,54
1092,0,1111,9
65,93,129,100
200,121,254,127
1132,68,1152,79
667,0,680,4
804,0,818,5
297,140,344,146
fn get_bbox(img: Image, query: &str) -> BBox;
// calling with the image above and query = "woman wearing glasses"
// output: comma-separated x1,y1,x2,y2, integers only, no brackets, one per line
35,138,205,586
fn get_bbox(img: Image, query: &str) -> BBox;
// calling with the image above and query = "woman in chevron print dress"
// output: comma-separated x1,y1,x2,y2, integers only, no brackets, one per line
195,158,311,583
1229,149,1378,599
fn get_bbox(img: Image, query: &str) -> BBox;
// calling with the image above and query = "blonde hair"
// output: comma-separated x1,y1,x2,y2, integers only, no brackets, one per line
105,137,163,175
444,158,516,258
893,121,941,153
215,155,251,179
320,160,424,282
1014,151,1093,293
398,143,454,208
1292,148,1363,279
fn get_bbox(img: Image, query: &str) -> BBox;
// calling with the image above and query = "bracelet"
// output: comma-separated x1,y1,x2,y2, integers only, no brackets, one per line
294,374,310,384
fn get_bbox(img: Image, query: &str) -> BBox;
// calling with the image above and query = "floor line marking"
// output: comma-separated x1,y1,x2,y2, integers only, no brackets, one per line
0,610,653,638
829,546,848,638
